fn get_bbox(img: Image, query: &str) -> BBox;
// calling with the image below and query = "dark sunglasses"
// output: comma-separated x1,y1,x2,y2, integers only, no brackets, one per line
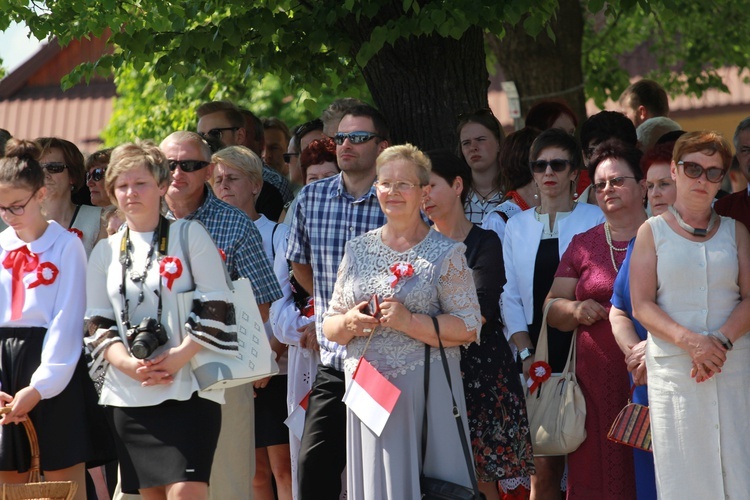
677,161,726,183
530,159,572,173
283,152,300,163
40,162,68,174
333,131,383,146
168,160,210,172
86,167,106,183
593,176,637,192
198,127,239,141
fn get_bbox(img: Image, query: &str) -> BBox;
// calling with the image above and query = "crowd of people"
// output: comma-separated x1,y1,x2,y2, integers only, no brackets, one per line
0,78,747,500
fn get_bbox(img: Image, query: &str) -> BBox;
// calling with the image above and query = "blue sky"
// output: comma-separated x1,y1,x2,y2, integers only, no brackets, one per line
1,22,43,73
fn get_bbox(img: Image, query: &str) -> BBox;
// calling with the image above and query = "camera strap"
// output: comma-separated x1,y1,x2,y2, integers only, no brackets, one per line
119,216,171,329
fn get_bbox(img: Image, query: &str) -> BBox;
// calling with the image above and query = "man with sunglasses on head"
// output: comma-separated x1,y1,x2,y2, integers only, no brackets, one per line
160,130,282,500
715,117,750,230
197,101,292,221
287,104,389,500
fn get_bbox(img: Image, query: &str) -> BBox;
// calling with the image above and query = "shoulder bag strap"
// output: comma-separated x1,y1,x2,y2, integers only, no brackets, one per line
420,342,430,470
430,316,481,496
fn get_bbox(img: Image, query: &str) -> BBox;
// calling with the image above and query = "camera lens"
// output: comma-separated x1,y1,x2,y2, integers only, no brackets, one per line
130,332,161,359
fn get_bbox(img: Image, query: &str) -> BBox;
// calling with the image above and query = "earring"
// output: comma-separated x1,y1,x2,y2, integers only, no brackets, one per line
534,184,539,200
70,185,74,192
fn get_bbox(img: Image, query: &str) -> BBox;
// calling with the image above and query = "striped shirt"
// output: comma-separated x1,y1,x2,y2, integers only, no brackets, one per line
168,186,282,305
286,174,385,370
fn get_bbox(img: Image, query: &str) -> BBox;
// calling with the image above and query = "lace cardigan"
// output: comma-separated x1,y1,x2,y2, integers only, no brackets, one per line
324,228,481,379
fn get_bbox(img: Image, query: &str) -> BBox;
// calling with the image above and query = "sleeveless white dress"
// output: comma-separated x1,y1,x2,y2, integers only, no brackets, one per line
645,215,750,499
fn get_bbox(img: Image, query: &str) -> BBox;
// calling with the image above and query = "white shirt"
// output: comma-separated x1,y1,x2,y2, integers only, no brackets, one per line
0,222,86,399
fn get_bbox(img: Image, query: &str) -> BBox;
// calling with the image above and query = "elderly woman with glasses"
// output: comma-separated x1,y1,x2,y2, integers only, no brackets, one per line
36,137,103,256
630,131,750,498
546,139,647,498
323,144,481,499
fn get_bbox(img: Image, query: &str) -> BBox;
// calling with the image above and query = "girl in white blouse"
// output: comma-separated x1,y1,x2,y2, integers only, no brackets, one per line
0,139,108,500
85,140,235,499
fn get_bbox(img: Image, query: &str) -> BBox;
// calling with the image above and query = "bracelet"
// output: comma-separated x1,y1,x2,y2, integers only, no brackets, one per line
709,330,733,350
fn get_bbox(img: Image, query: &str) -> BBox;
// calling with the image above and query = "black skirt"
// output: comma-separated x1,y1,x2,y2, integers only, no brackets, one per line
254,374,290,448
106,393,221,494
0,326,115,472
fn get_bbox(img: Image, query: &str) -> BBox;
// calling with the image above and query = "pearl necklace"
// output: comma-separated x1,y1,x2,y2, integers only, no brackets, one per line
668,205,718,237
604,222,628,272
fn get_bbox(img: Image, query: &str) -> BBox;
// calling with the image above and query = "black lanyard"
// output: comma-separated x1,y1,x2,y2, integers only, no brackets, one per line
119,216,170,329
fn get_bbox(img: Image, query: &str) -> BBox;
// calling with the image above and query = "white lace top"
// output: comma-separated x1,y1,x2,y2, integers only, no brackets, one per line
325,228,481,380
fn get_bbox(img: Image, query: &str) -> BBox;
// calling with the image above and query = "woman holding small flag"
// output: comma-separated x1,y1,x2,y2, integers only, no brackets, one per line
323,144,481,499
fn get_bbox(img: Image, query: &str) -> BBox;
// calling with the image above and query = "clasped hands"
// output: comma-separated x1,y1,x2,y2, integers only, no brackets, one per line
345,298,411,339
688,332,727,383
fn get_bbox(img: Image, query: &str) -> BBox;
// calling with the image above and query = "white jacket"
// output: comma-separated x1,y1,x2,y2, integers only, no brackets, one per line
501,203,605,339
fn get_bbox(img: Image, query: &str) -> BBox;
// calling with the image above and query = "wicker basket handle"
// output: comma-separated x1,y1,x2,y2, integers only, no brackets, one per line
0,407,41,483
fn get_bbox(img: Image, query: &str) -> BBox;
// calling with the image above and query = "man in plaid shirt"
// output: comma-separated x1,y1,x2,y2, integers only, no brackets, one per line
287,104,389,499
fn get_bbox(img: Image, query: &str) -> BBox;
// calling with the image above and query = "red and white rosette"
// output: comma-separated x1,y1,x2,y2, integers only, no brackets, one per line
388,262,414,288
28,262,59,289
528,360,552,394
218,248,227,262
68,228,83,239
159,256,183,290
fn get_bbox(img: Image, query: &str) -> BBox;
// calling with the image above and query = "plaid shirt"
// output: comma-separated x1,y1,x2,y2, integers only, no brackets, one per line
286,174,385,370
263,164,294,204
168,186,282,305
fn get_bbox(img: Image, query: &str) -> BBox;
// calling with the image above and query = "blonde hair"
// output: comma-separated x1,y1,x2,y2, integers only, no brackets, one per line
210,145,263,186
105,140,169,204
375,144,431,185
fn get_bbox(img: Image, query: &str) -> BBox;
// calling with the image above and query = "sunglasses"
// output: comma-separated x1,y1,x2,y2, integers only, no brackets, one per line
40,162,68,174
333,131,382,146
677,161,726,183
198,127,239,141
530,159,572,173
593,176,637,193
168,160,210,172
283,152,300,163
86,167,106,183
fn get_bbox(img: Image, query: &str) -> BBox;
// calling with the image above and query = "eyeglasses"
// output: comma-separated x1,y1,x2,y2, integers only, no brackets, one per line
168,160,210,172
677,161,726,183
375,181,420,193
198,127,239,141
283,152,300,163
530,159,572,173
593,176,637,193
0,189,38,216
333,131,383,146
40,162,68,174
86,167,106,183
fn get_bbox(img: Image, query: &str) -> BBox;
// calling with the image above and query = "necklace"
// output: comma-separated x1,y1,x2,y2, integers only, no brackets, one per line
604,222,628,272
668,205,717,237
473,186,500,202
506,190,530,211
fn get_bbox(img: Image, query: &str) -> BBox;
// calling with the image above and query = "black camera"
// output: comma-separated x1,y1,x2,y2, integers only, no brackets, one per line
126,317,168,359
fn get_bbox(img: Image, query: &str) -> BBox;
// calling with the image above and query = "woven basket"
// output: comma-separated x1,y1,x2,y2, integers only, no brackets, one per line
0,407,78,500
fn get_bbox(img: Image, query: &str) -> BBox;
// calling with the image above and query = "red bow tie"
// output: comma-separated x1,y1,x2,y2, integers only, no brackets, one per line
3,246,39,320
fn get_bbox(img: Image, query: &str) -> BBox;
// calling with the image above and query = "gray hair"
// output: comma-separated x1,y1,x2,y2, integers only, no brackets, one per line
636,117,681,152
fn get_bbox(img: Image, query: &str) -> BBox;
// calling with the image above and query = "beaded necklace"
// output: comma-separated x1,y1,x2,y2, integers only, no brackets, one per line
604,222,628,272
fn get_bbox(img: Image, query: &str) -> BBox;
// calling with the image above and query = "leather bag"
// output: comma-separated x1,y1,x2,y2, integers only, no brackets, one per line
524,299,587,456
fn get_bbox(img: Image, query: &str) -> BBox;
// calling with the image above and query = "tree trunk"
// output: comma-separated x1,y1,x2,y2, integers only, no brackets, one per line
339,12,489,150
488,0,588,124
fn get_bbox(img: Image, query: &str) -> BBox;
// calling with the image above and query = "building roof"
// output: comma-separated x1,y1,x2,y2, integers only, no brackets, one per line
0,33,115,153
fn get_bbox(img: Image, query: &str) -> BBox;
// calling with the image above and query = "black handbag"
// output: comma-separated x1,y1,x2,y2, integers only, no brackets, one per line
420,317,484,500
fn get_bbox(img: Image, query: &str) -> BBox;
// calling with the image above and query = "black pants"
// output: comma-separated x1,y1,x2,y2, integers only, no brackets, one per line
298,365,346,500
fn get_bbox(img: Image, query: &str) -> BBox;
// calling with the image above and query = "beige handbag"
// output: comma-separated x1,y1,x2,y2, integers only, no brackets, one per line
524,298,587,456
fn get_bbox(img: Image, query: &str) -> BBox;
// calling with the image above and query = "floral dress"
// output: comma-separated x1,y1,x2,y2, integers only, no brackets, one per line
461,225,535,481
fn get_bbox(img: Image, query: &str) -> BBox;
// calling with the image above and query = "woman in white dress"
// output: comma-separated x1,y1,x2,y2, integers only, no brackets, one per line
631,131,750,498
36,137,103,256
86,140,235,499
323,144,481,499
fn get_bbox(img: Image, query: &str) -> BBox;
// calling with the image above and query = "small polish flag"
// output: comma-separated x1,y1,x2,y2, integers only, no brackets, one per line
343,358,401,436
284,390,311,441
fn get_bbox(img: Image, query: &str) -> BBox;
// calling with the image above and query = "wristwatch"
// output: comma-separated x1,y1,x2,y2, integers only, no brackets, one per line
519,347,535,362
